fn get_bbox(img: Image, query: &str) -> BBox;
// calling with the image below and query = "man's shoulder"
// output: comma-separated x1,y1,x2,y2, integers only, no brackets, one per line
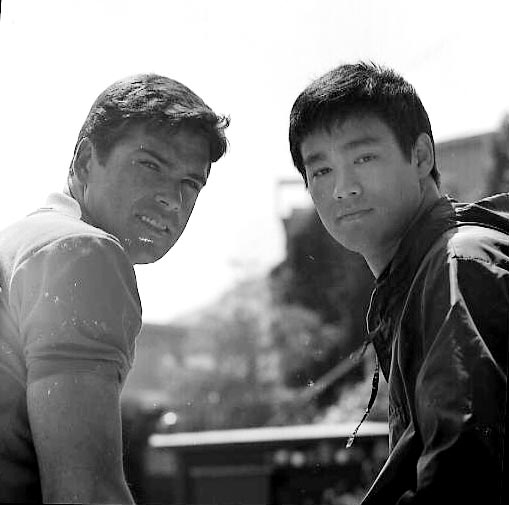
5,207,142,354
1,202,126,275
406,221,509,289
443,193,509,261
22,209,121,252
441,223,509,264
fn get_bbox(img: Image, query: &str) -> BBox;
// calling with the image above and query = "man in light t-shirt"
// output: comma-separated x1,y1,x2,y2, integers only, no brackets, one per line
0,74,228,504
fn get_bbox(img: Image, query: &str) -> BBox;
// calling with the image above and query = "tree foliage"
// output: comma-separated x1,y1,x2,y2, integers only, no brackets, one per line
270,208,374,396
270,304,344,388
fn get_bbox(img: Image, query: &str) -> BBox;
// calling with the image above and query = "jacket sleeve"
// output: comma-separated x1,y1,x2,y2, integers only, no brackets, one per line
403,253,508,504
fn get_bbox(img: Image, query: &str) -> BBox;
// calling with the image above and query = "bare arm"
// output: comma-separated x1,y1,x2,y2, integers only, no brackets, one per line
13,234,142,503
28,372,134,504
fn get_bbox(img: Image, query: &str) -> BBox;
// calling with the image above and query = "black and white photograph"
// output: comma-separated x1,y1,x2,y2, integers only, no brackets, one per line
0,1,507,503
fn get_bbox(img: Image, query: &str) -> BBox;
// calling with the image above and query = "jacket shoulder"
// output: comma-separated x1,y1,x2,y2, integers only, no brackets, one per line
442,224,509,265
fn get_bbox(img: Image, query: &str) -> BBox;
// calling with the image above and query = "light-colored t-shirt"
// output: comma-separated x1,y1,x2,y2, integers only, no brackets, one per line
0,192,142,503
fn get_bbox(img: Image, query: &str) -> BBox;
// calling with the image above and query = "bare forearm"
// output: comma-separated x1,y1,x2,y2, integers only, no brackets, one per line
41,468,135,504
29,373,134,504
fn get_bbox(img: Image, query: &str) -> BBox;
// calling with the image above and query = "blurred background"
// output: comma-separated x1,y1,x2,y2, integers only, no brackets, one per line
1,1,509,503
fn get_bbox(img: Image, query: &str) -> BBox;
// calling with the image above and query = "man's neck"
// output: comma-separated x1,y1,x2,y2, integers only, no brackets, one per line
66,177,95,227
366,182,442,278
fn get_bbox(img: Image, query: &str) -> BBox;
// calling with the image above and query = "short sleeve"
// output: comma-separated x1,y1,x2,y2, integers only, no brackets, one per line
10,234,142,385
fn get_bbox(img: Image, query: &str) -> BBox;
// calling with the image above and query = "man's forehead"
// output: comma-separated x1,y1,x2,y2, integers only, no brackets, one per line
123,123,210,157
301,114,392,159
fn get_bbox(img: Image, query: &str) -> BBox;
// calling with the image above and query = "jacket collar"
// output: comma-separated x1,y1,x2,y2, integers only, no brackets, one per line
376,197,456,302
368,192,509,330
363,191,509,391
365,196,457,375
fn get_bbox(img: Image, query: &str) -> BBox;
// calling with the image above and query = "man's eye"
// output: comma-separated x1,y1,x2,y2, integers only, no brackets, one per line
182,178,201,191
312,167,331,178
355,154,376,164
139,160,160,172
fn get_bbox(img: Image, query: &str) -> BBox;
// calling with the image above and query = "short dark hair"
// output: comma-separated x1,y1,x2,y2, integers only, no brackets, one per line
71,73,229,171
289,62,439,186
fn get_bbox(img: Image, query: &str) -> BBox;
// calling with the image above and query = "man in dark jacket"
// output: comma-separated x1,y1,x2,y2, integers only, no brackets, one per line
289,62,507,504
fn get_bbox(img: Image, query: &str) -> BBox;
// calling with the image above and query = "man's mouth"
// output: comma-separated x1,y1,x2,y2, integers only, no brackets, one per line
337,209,373,222
137,214,170,233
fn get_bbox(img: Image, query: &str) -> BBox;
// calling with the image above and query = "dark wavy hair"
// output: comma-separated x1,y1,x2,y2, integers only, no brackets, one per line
289,62,439,187
71,73,229,171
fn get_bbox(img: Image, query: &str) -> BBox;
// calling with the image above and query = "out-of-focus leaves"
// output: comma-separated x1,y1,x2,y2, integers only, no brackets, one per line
270,208,374,400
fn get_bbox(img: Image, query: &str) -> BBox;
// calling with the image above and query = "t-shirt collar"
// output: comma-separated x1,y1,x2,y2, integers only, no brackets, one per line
38,190,82,220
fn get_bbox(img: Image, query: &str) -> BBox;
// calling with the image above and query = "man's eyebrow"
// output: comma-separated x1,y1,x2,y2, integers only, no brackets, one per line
343,136,382,150
303,152,327,167
303,136,382,166
137,146,209,184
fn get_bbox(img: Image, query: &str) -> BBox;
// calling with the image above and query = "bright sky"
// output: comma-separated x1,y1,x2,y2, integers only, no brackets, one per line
1,0,508,323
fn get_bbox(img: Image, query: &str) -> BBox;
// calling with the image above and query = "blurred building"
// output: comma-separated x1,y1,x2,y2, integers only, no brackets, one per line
122,323,187,407
436,132,496,202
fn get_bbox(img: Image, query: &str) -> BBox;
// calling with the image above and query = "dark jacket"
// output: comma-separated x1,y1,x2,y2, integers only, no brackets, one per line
361,195,508,505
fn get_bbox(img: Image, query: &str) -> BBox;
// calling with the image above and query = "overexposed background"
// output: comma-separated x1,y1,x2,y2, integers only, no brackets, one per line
1,0,508,322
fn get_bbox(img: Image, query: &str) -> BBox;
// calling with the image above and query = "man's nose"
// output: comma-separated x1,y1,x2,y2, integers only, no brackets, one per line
332,169,362,199
155,184,182,211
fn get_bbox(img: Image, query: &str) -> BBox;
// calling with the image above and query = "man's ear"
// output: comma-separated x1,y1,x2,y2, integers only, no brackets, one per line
413,133,435,180
72,137,94,184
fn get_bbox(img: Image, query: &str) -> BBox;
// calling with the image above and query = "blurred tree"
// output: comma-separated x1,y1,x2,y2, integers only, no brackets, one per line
270,305,343,389
122,323,187,405
272,209,373,344
486,114,509,194
270,208,374,399
122,234,378,432
318,347,388,424
152,277,298,431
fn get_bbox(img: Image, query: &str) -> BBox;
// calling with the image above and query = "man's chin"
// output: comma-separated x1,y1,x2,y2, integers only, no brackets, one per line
329,229,371,255
128,238,173,265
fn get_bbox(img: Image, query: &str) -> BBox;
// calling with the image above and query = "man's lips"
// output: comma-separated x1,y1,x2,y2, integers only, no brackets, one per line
336,208,374,222
135,213,171,234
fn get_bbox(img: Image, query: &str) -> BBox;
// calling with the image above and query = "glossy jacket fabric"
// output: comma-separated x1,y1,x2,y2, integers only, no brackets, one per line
361,194,508,505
